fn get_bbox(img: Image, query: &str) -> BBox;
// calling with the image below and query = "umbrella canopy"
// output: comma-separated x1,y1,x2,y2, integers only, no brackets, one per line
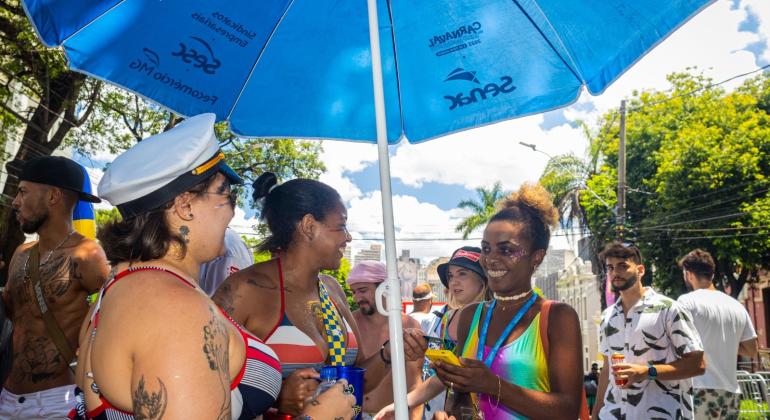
21,1,715,418
25,0,712,143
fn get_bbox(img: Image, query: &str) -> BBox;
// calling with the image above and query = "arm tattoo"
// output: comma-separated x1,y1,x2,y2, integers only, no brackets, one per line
132,376,168,420
245,277,292,293
213,284,236,316
245,277,276,290
203,306,231,420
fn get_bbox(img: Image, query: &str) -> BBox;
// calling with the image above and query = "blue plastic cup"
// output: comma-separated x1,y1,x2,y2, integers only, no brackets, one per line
336,365,366,420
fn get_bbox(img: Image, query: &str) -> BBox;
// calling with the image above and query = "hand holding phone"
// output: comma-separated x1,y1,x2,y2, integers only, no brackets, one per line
425,349,462,366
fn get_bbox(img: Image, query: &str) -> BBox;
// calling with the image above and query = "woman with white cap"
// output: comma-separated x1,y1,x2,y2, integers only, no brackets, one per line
74,114,355,420
212,172,427,418
375,247,490,419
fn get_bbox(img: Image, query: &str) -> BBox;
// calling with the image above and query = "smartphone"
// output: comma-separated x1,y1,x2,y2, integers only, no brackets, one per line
425,349,462,366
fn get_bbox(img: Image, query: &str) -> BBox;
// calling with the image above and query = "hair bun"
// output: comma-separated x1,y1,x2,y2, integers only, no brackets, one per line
252,172,278,202
499,182,559,228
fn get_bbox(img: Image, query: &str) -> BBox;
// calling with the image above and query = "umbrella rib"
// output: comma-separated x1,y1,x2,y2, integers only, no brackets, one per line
510,0,582,84
225,0,297,122
382,0,405,141
60,0,127,46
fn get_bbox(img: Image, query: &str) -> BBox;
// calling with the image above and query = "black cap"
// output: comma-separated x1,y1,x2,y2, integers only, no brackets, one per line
19,156,101,203
437,246,487,288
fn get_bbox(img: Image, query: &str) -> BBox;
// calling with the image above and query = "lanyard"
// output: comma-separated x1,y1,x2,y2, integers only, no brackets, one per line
477,293,538,366
318,280,347,365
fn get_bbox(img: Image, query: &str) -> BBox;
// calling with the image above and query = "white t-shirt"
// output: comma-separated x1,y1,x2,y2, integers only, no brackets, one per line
408,311,440,336
678,289,757,392
199,228,254,296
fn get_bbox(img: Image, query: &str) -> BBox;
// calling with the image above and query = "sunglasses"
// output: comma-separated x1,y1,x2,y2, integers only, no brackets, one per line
202,187,240,208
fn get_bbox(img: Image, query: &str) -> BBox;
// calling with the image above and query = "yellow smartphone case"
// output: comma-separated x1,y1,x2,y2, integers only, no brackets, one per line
425,349,462,366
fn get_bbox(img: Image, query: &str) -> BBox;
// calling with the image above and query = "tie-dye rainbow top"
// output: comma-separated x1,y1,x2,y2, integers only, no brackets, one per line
461,303,550,420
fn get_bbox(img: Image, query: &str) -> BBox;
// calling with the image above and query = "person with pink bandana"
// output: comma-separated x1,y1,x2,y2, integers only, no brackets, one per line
347,261,424,420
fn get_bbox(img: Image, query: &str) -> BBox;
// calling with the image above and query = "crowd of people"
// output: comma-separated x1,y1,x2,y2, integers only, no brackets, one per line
0,113,759,419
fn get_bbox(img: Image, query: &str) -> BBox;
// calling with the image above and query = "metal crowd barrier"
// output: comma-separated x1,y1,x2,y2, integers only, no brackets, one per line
737,370,770,418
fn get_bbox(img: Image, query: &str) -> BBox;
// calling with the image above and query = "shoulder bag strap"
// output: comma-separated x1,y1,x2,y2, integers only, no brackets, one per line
28,244,76,367
539,299,590,420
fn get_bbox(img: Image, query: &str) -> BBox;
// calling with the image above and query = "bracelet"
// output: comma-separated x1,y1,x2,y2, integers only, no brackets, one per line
380,339,391,365
490,375,501,410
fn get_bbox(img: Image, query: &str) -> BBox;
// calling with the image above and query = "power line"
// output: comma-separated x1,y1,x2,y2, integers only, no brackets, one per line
670,232,768,241
640,225,770,233
637,212,749,230
639,183,770,226
628,64,770,113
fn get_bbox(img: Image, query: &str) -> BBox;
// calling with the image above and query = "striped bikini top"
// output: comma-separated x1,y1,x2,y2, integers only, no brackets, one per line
263,258,358,377
84,266,282,420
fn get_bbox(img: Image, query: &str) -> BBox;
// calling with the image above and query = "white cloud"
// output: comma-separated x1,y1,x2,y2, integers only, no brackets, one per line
229,206,259,236
390,0,770,192
346,191,476,261
317,140,378,203
743,0,770,64
390,115,587,191
83,166,114,211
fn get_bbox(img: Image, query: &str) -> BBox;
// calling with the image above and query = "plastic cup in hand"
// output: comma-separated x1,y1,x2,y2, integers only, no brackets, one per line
336,366,366,420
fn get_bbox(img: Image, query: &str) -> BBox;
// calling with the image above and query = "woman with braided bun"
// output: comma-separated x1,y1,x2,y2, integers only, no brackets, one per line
432,182,584,420
213,172,427,418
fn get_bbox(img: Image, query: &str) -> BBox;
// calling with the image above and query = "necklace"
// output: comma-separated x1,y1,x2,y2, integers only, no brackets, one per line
23,230,76,282
477,293,538,366
494,289,533,301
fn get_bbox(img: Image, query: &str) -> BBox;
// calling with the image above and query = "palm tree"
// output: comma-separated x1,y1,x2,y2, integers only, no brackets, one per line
538,154,591,233
455,181,506,239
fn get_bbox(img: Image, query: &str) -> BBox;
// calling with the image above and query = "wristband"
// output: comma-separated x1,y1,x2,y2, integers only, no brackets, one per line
380,339,391,365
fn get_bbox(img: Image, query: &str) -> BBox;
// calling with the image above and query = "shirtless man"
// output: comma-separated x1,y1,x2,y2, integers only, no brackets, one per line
347,261,423,420
1,156,109,419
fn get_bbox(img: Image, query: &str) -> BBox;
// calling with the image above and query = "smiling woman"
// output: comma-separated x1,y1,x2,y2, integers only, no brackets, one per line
431,182,585,420
211,172,425,418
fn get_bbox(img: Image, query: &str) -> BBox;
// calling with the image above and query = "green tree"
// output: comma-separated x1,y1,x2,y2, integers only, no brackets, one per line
242,235,354,308
539,154,591,231
580,71,770,298
95,208,122,230
454,181,506,239
0,1,326,281
0,1,103,276
72,97,326,207
322,258,355,309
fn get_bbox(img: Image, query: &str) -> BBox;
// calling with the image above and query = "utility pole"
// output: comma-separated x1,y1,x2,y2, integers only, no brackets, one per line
616,100,627,239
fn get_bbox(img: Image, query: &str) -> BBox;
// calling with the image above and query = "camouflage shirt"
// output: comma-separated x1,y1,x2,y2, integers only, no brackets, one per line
599,287,703,420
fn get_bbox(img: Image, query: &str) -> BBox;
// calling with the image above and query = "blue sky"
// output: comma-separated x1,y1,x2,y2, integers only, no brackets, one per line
80,0,770,263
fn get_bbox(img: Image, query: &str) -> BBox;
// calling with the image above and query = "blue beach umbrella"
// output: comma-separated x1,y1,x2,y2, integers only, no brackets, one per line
21,1,715,417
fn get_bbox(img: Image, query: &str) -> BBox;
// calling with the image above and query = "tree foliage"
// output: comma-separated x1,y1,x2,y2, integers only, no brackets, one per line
94,208,122,230
0,1,104,278
0,1,325,282
454,181,506,239
574,71,770,298
242,236,355,308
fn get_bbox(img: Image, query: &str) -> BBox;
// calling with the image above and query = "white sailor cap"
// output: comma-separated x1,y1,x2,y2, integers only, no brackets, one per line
98,113,242,218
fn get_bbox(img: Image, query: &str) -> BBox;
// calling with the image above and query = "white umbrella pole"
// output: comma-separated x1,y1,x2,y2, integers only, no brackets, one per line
366,0,409,419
